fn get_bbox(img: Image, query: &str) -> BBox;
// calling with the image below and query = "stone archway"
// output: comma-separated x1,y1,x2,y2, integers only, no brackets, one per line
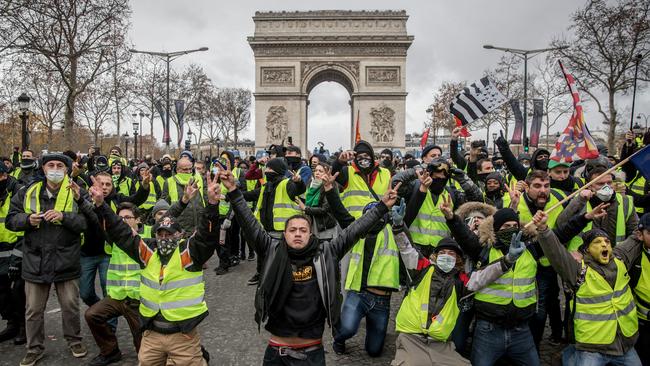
248,10,414,154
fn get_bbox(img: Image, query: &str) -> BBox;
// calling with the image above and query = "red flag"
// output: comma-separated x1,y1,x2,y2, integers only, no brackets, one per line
550,61,599,163
354,110,361,144
454,116,471,138
420,127,430,149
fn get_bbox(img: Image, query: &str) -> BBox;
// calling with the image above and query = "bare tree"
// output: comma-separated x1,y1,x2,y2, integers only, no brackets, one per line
215,88,251,149
77,75,114,144
131,54,165,137
1,0,131,146
427,81,466,142
552,0,650,153
168,64,211,147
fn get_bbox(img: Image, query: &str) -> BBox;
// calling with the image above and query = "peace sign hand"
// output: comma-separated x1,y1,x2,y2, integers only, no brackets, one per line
67,179,81,201
89,176,104,207
218,169,237,192
182,178,199,204
322,170,340,192
290,170,302,183
417,169,432,193
206,171,222,205
440,193,453,220
141,167,155,187
505,180,521,209
381,182,401,208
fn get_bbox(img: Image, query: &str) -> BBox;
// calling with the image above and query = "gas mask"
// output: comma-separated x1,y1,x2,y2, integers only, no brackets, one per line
356,158,372,170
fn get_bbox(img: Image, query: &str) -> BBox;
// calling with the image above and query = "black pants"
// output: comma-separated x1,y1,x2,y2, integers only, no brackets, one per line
530,265,562,348
228,216,241,259
637,321,650,366
0,274,25,325
262,345,325,366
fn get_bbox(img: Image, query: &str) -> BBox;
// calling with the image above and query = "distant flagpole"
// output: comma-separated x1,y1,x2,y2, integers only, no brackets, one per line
354,110,361,143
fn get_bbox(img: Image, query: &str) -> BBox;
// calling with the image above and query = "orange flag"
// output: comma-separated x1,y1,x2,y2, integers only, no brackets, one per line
355,110,361,143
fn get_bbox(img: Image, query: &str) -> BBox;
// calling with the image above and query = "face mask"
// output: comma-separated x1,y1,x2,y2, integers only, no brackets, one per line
175,173,193,184
522,163,530,169
286,156,301,169
494,163,503,171
477,173,490,183
595,184,614,202
265,172,281,182
496,227,519,247
381,159,393,168
356,158,373,169
551,177,574,193
161,169,172,178
536,159,549,171
46,169,65,184
157,238,179,257
436,254,456,273
429,177,448,195
310,178,323,189
20,158,36,170
0,179,7,193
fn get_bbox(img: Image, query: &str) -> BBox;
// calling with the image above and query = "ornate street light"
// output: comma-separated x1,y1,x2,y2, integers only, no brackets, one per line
17,93,31,151
132,120,139,161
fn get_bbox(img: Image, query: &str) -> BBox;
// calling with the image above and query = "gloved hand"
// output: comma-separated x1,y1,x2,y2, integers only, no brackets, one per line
505,231,525,263
221,219,232,230
8,264,20,281
391,198,406,227
450,168,468,184
495,130,508,148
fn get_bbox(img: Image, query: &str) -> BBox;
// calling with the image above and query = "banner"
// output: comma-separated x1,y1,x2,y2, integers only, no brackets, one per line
450,77,507,127
175,99,185,148
510,99,523,145
529,99,543,148
155,100,168,144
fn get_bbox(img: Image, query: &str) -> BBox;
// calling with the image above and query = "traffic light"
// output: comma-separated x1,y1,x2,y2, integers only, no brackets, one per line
523,137,529,152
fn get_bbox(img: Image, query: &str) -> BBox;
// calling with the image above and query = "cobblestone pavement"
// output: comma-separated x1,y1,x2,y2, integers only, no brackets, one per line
0,257,565,365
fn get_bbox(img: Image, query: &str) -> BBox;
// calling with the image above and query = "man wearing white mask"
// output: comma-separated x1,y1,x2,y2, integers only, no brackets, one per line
6,153,90,366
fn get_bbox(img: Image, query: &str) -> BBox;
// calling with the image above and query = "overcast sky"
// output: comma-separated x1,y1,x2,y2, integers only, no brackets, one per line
128,0,650,152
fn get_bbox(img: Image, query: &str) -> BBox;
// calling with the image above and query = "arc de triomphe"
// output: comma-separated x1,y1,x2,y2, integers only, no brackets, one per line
248,10,414,154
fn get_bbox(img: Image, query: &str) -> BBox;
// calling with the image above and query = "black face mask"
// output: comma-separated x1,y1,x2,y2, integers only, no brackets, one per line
536,159,549,171
265,172,282,182
0,179,7,194
161,169,172,178
551,177,574,193
286,156,301,170
355,157,374,173
381,159,393,169
20,158,36,170
494,162,504,171
496,227,519,248
429,177,448,195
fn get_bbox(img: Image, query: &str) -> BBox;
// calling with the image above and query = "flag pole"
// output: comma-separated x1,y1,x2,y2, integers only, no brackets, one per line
523,148,646,229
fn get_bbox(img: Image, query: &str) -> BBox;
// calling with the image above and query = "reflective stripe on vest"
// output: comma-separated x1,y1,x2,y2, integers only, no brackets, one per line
569,194,634,250
395,266,460,341
475,247,537,307
219,168,240,215
345,226,399,291
139,246,208,321
24,176,75,217
627,173,647,213
138,181,158,210
0,192,22,244
340,166,390,219
634,253,650,321
409,189,452,247
106,222,151,300
573,258,638,345
253,179,301,231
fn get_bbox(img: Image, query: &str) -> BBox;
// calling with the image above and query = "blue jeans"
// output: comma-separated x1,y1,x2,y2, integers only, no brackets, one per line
334,290,390,357
80,254,109,306
471,319,540,366
562,344,642,366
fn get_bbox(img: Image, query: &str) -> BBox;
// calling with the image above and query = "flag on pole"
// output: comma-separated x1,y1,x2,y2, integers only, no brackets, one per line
549,61,599,164
529,99,544,147
155,100,168,144
454,116,471,138
510,99,524,145
631,145,650,179
450,77,507,127
420,127,430,149
354,110,361,144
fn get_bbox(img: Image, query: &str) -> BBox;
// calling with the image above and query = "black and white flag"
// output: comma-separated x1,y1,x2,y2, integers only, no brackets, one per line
449,77,507,126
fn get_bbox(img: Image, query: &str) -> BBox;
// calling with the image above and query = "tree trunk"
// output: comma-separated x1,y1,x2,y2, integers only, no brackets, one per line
64,58,78,147
606,90,617,155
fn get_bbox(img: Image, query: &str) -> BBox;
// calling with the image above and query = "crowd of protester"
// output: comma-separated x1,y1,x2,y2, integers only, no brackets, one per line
0,125,648,366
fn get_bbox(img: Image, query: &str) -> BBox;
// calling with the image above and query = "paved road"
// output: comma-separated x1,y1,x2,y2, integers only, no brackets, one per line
0,256,564,365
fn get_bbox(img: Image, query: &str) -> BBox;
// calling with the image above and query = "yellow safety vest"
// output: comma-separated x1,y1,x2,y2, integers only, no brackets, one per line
114,176,133,196
627,173,647,214
136,181,158,210
139,245,208,321
475,247,537,308
218,168,240,216
166,174,205,206
345,226,399,291
340,166,390,219
0,192,22,245
395,266,460,341
10,167,21,179
23,176,75,217
253,179,301,231
409,189,453,248
633,253,650,322
572,258,638,345
245,179,259,209
106,224,152,301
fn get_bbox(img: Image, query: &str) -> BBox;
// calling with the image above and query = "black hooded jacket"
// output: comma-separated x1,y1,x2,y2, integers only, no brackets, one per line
495,135,549,181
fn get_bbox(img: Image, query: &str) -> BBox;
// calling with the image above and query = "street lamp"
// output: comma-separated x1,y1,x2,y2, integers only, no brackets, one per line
132,120,139,162
17,93,30,151
185,130,193,151
492,132,497,155
129,47,209,152
132,110,148,159
637,113,649,130
483,44,568,152
123,132,130,160
630,54,643,130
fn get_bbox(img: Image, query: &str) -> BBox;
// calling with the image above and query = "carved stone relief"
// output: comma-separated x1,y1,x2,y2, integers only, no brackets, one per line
301,61,359,83
369,104,395,143
251,45,409,57
266,106,289,143
261,67,295,86
366,67,400,85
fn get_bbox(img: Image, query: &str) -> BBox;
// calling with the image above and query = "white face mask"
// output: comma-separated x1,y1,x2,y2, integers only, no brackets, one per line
595,184,614,202
436,254,456,273
46,169,65,184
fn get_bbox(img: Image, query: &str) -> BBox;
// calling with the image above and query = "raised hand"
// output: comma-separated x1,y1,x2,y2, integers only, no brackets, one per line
417,169,432,193
515,180,528,192
391,198,406,226
88,176,105,207
67,179,81,201
585,202,609,220
182,178,199,204
451,126,461,141
381,182,401,208
505,180,521,209
439,193,453,220
205,171,222,205
496,130,507,145
338,150,356,163
290,170,302,183
141,167,154,187
532,210,549,230
506,231,525,263
322,170,340,192
218,169,237,192
580,188,593,200
295,198,305,211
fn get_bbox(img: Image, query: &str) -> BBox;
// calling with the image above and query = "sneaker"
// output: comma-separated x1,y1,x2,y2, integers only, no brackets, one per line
230,257,240,266
332,341,346,355
70,343,88,358
20,352,43,366
14,325,26,345
247,273,260,286
88,349,122,366
247,253,256,261
214,266,228,275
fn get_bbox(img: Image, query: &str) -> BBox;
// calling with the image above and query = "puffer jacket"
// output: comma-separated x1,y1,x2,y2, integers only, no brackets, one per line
227,188,389,332
6,179,88,283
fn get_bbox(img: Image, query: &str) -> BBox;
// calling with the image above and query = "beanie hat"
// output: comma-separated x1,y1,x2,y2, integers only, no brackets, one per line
405,159,420,169
110,145,122,155
579,229,609,252
422,145,441,159
151,199,171,218
41,153,72,171
266,158,288,176
0,161,7,174
639,213,650,230
434,237,464,257
485,172,503,184
179,150,194,162
380,148,393,159
492,208,519,231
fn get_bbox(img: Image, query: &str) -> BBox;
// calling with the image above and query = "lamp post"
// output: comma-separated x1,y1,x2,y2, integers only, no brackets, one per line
132,120,139,162
630,54,643,131
129,47,209,153
483,44,568,152
492,132,497,155
637,113,650,131
185,130,192,152
132,110,148,159
123,132,130,160
17,93,31,151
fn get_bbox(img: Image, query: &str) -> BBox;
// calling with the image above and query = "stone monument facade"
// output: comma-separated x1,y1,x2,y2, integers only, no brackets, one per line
248,10,414,153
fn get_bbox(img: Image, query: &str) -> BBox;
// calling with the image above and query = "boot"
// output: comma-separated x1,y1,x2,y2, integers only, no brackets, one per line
14,324,26,345
0,320,18,342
